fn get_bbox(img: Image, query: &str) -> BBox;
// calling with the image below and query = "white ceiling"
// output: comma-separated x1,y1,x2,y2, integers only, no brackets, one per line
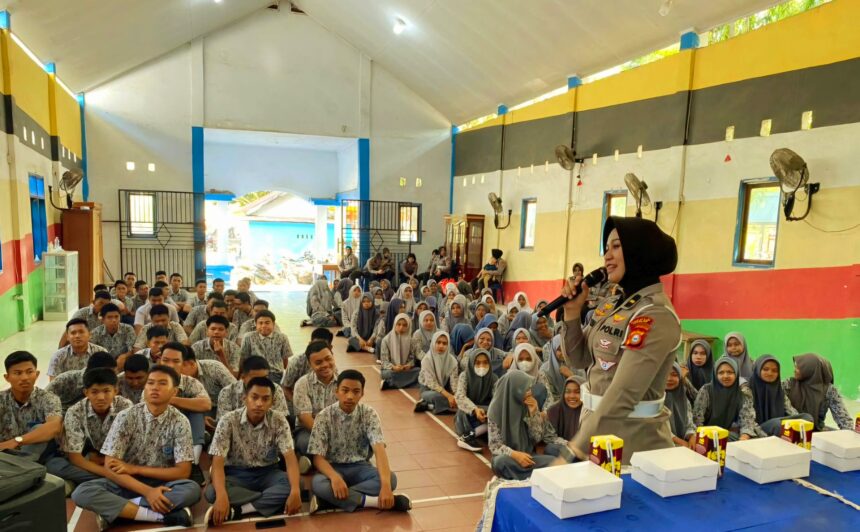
1,0,780,124
0,0,272,91
295,0,779,123
204,127,356,153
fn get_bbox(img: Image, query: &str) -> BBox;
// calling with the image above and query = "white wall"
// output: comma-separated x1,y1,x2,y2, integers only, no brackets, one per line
369,64,452,260
84,7,451,276
204,142,340,198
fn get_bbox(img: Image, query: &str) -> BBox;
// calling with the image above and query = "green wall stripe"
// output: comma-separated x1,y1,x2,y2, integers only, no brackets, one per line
0,267,44,342
681,318,860,401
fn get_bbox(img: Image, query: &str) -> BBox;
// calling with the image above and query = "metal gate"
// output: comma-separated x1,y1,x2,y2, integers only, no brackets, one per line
117,189,204,283
340,199,423,280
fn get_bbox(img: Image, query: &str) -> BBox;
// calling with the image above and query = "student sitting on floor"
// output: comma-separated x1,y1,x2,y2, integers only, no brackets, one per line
308,369,411,514
0,351,62,462
724,332,755,382
415,331,459,414
538,335,576,407
379,313,421,390
46,352,117,413
90,303,137,362
546,376,584,442
71,365,200,529
293,341,339,474
693,356,756,441
748,355,815,437
133,304,188,350
462,327,506,377
49,319,109,380
303,279,340,328
784,353,853,431
412,301,430,334
508,343,549,410
441,295,470,333
347,293,380,354
217,356,289,421
664,362,696,448
46,368,133,492
117,354,150,404
488,370,572,480
455,349,498,452
187,300,240,344
204,377,302,526
236,299,279,341
411,309,438,357
282,328,334,406
131,325,169,367
172,346,237,432
191,315,241,376
159,343,212,482
239,309,292,384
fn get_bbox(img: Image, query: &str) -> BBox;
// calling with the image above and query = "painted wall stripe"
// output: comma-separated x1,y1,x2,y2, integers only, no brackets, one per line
191,126,205,280
357,137,370,265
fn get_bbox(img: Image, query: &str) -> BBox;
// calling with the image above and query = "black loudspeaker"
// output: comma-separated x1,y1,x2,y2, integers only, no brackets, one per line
0,473,66,531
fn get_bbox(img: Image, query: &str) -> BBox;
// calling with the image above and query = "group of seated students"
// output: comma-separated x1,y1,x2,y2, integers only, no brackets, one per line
1,273,411,529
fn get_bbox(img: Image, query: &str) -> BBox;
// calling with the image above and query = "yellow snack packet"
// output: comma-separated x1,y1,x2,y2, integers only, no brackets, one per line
589,434,623,477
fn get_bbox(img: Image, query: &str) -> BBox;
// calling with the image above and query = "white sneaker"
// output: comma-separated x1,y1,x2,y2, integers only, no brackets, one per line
309,494,320,514
94,513,110,532
366,347,375,354
298,455,312,474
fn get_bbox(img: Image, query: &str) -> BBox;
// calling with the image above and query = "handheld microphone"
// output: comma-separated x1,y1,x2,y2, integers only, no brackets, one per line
538,267,608,318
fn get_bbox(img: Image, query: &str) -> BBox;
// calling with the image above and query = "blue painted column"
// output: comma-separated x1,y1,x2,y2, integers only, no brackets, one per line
78,93,89,200
358,138,370,266
497,104,508,116
192,127,206,281
567,75,582,89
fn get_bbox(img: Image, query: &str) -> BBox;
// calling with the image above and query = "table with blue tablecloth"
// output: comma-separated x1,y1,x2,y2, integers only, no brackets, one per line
487,468,860,531
807,462,860,504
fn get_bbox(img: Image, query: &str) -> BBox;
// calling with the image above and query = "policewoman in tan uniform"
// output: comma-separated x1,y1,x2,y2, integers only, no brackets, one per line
560,216,681,463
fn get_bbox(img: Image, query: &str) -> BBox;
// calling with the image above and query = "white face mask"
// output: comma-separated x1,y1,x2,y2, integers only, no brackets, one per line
474,366,490,377
518,360,534,373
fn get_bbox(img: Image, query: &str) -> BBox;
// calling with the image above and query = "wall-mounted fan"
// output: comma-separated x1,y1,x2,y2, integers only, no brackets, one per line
769,148,819,221
49,169,84,210
488,192,512,229
624,173,651,218
555,145,583,171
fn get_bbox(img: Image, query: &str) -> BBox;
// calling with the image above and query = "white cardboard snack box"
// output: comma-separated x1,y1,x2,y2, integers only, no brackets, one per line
630,446,720,497
811,430,860,472
725,436,810,484
530,462,623,519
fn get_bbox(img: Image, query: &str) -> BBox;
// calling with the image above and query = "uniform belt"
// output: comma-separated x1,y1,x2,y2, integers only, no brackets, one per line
581,385,665,419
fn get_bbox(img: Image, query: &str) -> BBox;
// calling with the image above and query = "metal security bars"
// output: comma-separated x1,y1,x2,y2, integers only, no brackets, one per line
341,199,423,276
117,189,204,283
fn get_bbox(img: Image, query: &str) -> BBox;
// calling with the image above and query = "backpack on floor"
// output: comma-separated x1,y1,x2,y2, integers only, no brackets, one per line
0,451,46,504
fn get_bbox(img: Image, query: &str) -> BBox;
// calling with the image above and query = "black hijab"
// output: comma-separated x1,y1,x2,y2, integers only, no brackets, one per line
706,356,743,429
686,340,714,390
749,355,786,424
665,362,689,439
603,216,677,297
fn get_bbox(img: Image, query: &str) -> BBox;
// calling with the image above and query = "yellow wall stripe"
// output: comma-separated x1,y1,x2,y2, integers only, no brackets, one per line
5,32,50,131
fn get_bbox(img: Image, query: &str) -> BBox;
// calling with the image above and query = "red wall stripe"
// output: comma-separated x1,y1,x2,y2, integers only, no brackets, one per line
0,223,62,295
499,265,860,320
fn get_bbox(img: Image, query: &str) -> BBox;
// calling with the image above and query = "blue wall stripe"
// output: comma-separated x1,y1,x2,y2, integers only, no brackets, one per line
192,126,206,279
358,138,371,264
78,93,89,201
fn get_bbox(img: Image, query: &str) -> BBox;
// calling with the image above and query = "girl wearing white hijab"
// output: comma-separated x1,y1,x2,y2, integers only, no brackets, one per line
439,283,460,320
509,343,549,410
463,327,507,378
411,310,438,360
442,295,470,333
411,300,430,332
339,284,363,337
539,335,577,408
513,291,532,313
502,327,535,370
488,370,572,480
379,313,420,389
395,283,417,316
482,294,504,319
415,331,459,414
303,278,339,327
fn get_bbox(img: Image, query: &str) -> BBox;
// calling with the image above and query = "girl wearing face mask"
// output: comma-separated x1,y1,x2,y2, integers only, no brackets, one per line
539,335,576,408
411,310,438,359
488,371,572,480
503,327,534,370
509,344,548,410
546,376,585,441
455,350,498,452
415,331,459,414
379,314,420,389
464,327,507,378
692,356,756,441
749,355,814,437
346,293,380,354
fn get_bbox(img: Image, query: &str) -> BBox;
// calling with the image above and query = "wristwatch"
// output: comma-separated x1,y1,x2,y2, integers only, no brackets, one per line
14,436,24,448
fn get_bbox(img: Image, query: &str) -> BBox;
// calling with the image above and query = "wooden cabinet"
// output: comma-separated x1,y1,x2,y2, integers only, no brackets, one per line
62,203,103,308
443,214,485,281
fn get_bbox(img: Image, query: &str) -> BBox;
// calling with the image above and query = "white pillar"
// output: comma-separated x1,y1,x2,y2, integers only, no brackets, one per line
315,206,328,263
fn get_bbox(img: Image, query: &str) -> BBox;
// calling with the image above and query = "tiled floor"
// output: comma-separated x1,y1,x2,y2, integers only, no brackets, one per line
0,290,493,531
